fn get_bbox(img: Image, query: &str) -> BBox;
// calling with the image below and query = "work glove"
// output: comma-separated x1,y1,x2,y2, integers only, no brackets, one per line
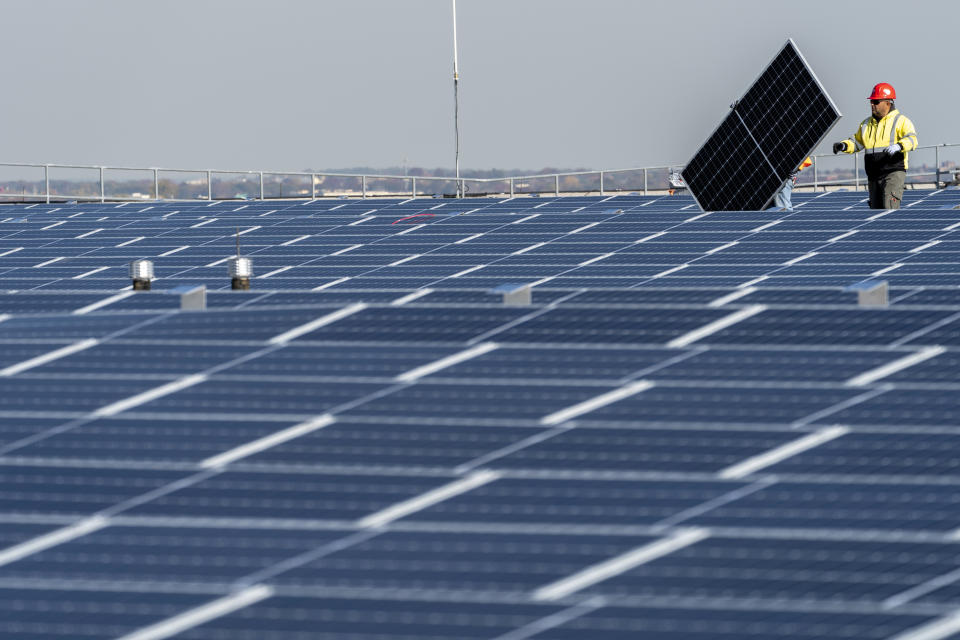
832,142,845,154
884,143,902,155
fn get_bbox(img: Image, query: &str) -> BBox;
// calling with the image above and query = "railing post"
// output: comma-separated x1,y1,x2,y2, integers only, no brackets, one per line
411,177,416,198
813,156,818,191
259,172,264,200
207,170,212,201
100,167,105,203
311,174,316,199
154,168,159,201
554,174,560,197
510,177,514,197
44,165,50,203
854,154,860,191
361,175,367,199
599,171,604,196
936,145,941,188
643,168,648,195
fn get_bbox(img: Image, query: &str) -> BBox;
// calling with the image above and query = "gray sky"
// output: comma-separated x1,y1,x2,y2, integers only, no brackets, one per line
2,0,958,172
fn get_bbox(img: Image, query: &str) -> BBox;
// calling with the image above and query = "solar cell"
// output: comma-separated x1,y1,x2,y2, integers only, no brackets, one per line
13,417,306,462
491,308,732,345
244,419,540,468
174,597,564,640
405,477,749,526
0,588,214,640
692,480,960,530
652,348,900,382
577,385,862,425
519,605,933,640
0,465,192,514
821,389,960,426
129,470,463,521
4,525,349,583
491,426,807,473
274,530,658,591
582,536,960,601
769,432,960,477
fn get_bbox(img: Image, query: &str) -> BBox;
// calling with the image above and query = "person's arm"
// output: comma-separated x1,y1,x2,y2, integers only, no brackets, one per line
834,123,864,154
896,116,918,152
845,123,866,153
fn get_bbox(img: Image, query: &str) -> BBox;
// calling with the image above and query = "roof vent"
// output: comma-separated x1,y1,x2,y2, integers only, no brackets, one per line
228,227,252,290
129,259,154,291
228,257,252,290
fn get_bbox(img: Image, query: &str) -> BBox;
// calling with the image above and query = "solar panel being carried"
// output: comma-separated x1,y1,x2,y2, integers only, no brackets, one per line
682,39,841,211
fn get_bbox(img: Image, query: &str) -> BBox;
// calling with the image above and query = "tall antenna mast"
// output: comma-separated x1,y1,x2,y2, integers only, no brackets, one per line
452,0,461,197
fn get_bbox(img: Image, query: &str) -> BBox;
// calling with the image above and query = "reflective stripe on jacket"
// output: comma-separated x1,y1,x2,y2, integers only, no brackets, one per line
840,109,918,178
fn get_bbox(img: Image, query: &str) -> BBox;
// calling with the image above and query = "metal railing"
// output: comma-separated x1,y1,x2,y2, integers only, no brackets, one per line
798,142,960,192
0,143,957,203
0,163,676,203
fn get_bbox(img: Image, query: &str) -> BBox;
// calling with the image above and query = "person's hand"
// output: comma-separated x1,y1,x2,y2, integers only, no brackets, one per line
832,142,846,154
885,143,902,155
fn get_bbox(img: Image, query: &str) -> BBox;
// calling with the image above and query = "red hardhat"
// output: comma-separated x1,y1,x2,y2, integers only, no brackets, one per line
868,83,896,100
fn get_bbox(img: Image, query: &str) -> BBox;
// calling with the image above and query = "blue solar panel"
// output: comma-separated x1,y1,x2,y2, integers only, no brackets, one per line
1,190,960,638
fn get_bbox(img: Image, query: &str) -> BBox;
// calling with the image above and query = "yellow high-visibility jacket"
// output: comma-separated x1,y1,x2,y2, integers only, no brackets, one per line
839,109,918,178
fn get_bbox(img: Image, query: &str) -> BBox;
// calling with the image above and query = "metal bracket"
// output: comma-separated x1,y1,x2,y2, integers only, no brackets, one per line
490,283,532,306
170,284,206,311
845,279,888,307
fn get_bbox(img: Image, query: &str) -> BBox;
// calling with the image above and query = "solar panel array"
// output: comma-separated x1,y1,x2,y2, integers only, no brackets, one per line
682,39,841,211
2,188,960,639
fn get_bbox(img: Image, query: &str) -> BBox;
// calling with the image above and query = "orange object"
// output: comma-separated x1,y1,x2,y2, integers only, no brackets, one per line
868,83,896,100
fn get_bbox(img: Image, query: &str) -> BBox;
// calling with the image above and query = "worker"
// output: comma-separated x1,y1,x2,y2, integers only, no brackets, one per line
770,157,812,212
832,83,918,209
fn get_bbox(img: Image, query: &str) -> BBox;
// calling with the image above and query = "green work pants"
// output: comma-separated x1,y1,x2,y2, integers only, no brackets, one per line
868,170,905,209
